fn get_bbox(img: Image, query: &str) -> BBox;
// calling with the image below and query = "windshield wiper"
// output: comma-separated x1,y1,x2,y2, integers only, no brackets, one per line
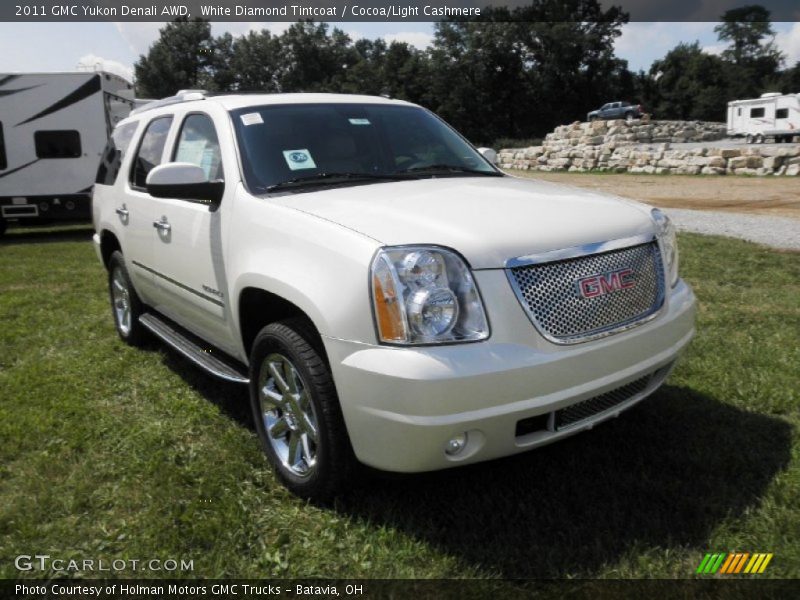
266,172,406,192
399,164,503,177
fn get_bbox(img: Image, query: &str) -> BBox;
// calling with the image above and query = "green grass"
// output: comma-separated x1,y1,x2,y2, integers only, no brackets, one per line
1,226,798,580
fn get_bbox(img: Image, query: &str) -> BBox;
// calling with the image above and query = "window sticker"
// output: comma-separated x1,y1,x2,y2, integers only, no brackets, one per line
240,112,264,126
349,118,371,126
283,149,317,171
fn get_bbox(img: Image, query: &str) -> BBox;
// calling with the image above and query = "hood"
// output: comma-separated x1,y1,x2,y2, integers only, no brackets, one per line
271,175,656,269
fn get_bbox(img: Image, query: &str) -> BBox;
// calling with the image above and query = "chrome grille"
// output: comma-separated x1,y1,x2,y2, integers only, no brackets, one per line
508,241,664,343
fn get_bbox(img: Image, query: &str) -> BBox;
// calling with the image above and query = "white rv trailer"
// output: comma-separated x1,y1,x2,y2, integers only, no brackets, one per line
0,71,135,234
727,92,800,143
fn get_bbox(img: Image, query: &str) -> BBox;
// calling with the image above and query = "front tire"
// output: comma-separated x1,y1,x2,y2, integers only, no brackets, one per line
108,251,147,346
249,319,354,501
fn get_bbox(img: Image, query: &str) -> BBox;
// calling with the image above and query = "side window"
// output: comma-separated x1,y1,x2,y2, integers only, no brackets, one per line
172,114,223,181
34,130,81,158
0,122,6,171
130,116,173,189
737,108,741,116
95,121,138,186
776,108,788,119
750,107,765,118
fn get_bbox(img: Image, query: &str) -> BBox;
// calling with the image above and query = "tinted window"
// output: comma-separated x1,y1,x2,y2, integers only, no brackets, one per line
172,114,223,180
130,116,173,189
750,107,765,118
776,108,788,119
232,103,496,193
95,121,138,186
0,122,5,171
34,130,81,158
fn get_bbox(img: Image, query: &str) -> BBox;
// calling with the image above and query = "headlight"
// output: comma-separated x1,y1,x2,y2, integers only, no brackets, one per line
651,208,679,287
371,246,489,344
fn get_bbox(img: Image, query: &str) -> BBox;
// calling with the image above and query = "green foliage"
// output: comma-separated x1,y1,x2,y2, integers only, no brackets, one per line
132,3,797,140
133,18,219,98
646,43,731,121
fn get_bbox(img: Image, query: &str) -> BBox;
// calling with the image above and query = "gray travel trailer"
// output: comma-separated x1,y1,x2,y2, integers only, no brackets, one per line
0,71,135,234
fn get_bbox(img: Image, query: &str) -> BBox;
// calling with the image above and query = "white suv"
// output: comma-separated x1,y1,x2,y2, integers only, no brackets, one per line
92,91,696,499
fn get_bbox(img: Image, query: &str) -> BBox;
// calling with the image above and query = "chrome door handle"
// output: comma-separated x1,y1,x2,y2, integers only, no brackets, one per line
115,205,129,217
153,217,171,232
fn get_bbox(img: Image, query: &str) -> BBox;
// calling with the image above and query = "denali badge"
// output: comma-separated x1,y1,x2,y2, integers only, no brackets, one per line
576,268,635,299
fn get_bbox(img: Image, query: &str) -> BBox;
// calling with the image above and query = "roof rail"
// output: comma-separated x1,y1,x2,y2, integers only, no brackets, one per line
130,89,208,115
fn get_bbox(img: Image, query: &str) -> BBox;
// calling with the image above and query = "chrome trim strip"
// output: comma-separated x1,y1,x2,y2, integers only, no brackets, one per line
505,236,666,345
505,233,656,268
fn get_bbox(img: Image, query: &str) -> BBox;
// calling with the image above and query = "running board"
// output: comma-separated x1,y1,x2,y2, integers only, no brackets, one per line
139,313,249,384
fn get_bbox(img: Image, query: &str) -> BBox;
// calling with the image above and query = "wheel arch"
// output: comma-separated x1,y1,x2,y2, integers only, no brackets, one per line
99,229,121,269
238,286,327,362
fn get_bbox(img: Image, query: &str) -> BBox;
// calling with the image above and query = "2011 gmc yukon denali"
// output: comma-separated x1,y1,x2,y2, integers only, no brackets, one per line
92,91,696,499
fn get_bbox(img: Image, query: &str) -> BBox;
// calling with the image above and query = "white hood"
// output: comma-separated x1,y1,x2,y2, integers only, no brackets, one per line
271,175,656,269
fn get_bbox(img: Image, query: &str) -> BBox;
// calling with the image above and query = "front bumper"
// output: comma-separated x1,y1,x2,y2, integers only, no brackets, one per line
324,276,696,473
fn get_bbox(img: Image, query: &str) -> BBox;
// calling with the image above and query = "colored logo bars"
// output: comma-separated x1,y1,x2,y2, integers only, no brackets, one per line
696,552,773,575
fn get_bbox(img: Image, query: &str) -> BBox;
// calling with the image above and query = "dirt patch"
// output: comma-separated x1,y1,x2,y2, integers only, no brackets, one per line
509,171,800,220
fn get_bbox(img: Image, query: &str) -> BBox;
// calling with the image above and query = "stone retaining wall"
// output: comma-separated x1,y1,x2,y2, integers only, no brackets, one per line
498,119,800,176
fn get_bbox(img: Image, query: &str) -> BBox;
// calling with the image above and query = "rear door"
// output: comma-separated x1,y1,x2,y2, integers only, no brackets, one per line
119,114,174,302
145,111,235,350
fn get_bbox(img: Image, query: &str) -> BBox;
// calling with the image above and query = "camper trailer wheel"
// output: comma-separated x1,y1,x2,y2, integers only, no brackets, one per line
745,134,753,144
108,251,147,346
755,134,765,144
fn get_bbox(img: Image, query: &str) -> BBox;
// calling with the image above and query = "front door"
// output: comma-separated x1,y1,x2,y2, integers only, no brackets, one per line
145,112,235,350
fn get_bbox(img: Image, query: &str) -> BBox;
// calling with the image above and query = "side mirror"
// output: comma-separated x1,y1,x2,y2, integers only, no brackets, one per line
477,147,497,165
146,163,224,205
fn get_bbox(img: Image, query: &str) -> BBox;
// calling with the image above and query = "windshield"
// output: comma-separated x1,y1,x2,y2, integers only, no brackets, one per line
230,103,499,193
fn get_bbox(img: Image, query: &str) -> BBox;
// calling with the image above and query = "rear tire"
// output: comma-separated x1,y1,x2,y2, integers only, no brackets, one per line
625,112,634,123
108,251,147,346
249,319,354,501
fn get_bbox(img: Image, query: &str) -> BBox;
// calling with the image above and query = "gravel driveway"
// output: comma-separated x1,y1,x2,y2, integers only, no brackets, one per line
662,208,800,251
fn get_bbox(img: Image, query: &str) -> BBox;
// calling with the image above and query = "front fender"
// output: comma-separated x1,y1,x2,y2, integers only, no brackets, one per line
228,189,382,354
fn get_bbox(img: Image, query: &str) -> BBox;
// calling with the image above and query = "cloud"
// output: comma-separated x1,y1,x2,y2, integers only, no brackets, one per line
701,43,725,56
114,22,164,56
615,22,718,71
775,22,800,65
383,31,434,49
76,53,134,82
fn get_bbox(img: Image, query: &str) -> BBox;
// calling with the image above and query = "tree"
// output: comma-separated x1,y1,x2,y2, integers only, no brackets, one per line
648,43,730,121
133,18,218,98
228,30,283,92
427,0,629,142
714,5,781,65
714,5,784,99
276,21,358,92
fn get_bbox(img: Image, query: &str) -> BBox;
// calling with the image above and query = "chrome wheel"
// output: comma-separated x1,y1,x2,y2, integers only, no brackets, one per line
111,266,132,336
258,353,319,478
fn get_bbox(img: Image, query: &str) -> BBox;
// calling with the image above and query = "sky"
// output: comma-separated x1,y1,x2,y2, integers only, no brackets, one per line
0,21,798,84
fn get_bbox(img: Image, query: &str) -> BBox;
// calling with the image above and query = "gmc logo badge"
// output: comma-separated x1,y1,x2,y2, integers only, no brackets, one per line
576,268,635,299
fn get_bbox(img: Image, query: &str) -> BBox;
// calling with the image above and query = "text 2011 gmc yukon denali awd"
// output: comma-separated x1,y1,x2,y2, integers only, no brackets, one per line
92,91,696,499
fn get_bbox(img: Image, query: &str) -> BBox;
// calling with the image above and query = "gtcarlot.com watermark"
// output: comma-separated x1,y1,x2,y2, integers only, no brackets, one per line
15,554,194,573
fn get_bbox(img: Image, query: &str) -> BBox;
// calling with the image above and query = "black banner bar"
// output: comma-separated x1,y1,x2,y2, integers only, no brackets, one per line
4,579,800,599
2,0,800,23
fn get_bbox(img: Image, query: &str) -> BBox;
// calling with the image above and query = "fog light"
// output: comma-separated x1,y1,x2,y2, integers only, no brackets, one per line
445,433,468,456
